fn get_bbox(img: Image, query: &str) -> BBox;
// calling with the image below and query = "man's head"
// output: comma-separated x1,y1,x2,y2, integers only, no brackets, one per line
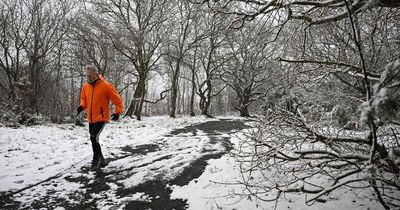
86,65,99,83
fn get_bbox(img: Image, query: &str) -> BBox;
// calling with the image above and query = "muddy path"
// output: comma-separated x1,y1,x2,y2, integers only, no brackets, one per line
0,118,250,210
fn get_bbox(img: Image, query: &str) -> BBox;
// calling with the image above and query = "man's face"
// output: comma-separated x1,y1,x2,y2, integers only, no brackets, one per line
86,69,98,82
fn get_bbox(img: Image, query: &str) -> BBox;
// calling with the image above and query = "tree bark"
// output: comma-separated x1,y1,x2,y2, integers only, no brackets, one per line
199,79,212,116
189,50,197,117
190,74,196,116
239,96,250,117
170,61,181,118
125,74,146,120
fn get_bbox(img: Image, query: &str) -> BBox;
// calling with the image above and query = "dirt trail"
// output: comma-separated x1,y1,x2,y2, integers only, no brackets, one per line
0,118,249,210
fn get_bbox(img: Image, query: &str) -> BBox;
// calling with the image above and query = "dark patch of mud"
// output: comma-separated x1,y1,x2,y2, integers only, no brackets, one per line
122,119,249,209
170,119,249,136
121,144,160,155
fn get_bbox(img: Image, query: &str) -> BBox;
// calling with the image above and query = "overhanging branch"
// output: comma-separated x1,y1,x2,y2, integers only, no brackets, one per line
278,57,360,69
143,88,171,104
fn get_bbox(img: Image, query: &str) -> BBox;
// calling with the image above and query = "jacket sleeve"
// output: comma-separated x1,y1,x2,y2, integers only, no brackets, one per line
107,83,124,114
79,86,87,110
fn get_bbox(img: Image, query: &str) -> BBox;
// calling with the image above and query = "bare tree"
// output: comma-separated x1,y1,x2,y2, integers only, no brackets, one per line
188,49,198,116
163,0,201,118
0,0,77,124
198,0,400,209
88,0,170,120
221,24,277,117
181,45,200,116
22,0,75,114
194,12,229,116
72,18,115,76
0,0,30,102
202,0,400,28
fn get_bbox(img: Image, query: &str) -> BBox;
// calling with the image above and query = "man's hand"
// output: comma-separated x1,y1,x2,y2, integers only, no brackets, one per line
111,113,119,121
77,106,83,115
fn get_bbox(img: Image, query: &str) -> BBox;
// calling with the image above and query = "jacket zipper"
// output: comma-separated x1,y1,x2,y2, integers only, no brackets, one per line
100,106,104,118
90,84,95,123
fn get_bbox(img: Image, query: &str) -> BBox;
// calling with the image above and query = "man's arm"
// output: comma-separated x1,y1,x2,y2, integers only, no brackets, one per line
77,86,87,115
79,86,87,110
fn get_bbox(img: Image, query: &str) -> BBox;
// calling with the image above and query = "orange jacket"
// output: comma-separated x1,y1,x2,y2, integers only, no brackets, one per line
79,75,123,123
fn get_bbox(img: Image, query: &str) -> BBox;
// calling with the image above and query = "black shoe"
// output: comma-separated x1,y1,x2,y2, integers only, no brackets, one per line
100,158,110,168
90,158,101,170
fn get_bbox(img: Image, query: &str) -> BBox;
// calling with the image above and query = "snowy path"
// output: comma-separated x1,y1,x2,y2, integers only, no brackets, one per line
0,117,385,210
0,117,249,209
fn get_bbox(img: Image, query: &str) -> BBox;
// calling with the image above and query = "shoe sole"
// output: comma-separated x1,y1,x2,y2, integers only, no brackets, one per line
100,159,110,168
90,165,101,170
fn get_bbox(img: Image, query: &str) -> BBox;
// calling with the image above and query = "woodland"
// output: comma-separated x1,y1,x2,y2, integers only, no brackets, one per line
1,0,400,209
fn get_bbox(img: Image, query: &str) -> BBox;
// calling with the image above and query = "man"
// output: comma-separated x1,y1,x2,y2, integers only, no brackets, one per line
77,65,123,170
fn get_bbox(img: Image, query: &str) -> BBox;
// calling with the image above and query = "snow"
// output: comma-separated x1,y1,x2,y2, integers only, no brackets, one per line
0,116,386,209
0,116,209,191
1,116,216,208
0,125,89,191
170,132,385,210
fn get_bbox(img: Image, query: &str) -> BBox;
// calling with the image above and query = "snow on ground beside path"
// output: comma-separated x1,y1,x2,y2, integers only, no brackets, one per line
109,129,214,189
2,115,385,209
0,125,89,192
170,131,385,210
0,115,213,193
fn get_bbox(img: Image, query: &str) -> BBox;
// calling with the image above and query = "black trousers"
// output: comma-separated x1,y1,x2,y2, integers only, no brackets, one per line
89,121,106,160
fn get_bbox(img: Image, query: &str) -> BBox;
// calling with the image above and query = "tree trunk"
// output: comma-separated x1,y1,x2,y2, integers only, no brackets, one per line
28,57,40,114
200,98,211,116
204,80,212,116
70,66,75,119
239,104,250,117
181,80,185,114
189,59,196,117
170,83,178,118
125,74,146,120
170,59,181,118
190,77,196,116
199,96,207,115
237,92,251,117
170,78,178,118
199,80,212,117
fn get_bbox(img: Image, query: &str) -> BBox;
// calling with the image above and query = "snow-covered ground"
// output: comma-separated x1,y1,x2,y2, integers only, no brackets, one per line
170,132,384,210
0,116,385,209
1,116,213,192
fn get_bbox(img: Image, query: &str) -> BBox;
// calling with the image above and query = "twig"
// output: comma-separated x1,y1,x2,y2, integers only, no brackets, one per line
307,178,367,203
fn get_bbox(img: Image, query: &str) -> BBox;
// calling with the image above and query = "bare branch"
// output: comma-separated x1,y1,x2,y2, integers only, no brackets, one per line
143,88,171,104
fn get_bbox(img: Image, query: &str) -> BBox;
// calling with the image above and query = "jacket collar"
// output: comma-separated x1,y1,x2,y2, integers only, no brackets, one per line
88,74,105,86
98,74,105,81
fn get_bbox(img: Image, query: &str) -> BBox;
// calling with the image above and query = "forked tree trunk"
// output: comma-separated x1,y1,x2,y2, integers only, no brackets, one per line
125,75,146,120
238,94,250,117
170,62,181,118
